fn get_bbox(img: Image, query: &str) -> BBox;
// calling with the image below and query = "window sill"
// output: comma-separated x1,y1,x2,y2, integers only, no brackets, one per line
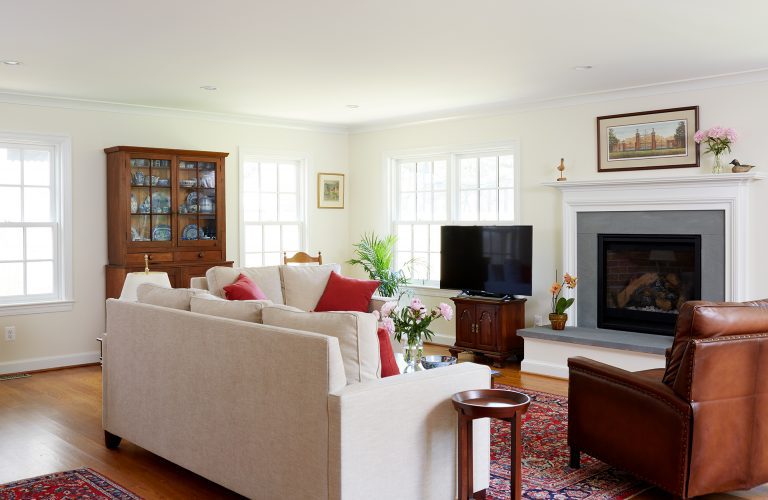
404,284,459,299
0,300,75,317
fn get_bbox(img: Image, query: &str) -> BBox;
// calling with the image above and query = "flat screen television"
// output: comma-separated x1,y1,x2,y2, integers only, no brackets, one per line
440,225,533,297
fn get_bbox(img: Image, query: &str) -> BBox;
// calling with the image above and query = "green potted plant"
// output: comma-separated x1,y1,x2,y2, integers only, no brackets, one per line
347,232,411,298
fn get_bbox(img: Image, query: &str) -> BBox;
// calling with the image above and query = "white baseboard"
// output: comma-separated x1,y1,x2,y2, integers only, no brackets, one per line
520,359,569,379
427,333,455,347
0,351,100,375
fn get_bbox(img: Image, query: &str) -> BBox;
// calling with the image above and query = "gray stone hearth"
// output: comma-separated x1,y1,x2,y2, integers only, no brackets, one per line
576,210,726,329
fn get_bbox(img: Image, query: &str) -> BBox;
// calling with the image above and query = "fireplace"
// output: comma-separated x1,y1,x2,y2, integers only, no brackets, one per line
597,234,701,336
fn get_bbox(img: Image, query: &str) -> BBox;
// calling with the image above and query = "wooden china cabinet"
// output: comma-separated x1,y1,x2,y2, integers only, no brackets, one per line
448,296,525,368
105,146,233,298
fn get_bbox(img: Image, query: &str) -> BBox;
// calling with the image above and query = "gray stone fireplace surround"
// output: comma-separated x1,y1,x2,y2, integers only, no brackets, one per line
576,210,726,329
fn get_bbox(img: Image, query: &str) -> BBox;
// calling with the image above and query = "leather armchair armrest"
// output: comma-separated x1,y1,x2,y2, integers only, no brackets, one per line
567,357,691,496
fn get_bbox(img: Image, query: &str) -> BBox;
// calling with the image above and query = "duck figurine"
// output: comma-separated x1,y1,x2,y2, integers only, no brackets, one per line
730,159,755,173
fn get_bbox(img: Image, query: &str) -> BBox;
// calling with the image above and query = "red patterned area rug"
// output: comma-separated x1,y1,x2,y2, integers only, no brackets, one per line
0,468,140,499
489,384,650,499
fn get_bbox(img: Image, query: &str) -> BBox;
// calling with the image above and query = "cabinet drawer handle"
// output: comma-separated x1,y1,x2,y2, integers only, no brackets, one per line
198,252,204,258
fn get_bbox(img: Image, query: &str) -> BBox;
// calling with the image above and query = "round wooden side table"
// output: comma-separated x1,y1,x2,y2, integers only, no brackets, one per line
452,389,531,500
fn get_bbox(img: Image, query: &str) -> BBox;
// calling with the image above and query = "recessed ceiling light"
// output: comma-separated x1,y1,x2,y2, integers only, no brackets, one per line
346,104,359,109
573,65,593,71
2,60,22,66
200,85,217,91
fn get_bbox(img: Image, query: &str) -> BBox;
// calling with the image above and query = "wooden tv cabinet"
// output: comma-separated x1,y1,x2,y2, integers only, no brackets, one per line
448,296,525,368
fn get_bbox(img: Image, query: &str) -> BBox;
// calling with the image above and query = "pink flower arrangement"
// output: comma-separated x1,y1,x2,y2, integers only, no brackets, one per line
694,126,737,157
377,297,453,346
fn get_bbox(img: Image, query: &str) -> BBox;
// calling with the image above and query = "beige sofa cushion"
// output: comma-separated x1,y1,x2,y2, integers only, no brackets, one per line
280,263,341,311
136,283,211,311
190,295,273,323
206,266,284,304
261,306,380,384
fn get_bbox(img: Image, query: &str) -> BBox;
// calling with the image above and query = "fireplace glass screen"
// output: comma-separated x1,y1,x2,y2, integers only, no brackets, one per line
597,234,701,336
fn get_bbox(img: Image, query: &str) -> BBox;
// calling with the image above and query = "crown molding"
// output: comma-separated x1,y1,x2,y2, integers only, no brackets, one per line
348,67,768,134
3,67,768,136
0,90,348,135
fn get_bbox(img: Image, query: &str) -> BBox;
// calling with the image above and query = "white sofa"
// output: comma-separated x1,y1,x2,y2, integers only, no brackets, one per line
102,266,491,499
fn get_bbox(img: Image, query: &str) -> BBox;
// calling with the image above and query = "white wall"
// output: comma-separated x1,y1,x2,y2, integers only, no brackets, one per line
348,80,768,343
3,77,767,367
0,102,348,372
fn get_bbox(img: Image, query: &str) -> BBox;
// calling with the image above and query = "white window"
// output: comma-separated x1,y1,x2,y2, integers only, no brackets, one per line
240,154,305,267
392,145,519,286
0,133,72,315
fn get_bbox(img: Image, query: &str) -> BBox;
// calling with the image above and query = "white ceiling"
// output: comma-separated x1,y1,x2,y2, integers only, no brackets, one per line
2,0,768,127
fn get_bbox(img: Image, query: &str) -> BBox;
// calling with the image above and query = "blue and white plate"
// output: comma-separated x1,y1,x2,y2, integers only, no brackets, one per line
182,224,199,240
186,192,198,206
152,224,171,241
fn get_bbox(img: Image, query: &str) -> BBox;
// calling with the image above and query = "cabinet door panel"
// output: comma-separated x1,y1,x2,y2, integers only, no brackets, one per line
476,304,498,350
455,304,475,346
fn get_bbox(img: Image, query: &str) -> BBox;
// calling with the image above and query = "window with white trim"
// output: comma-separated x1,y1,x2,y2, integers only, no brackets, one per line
0,134,72,312
392,146,518,286
240,156,305,267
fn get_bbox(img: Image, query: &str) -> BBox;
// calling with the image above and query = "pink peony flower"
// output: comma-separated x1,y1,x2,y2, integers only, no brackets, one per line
693,130,706,143
707,126,725,139
381,317,395,334
410,297,423,312
438,303,454,321
725,128,738,142
380,301,397,317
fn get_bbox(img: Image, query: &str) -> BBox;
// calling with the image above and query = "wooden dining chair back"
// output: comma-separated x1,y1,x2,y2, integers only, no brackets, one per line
283,251,323,265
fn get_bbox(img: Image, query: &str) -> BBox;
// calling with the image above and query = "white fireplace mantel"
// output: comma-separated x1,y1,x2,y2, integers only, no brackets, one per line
545,172,766,326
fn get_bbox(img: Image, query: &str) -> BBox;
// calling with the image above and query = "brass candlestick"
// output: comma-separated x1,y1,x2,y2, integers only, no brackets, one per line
556,158,566,181
144,254,150,274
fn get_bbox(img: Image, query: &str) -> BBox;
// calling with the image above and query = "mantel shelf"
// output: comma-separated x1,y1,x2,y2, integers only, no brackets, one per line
543,172,766,191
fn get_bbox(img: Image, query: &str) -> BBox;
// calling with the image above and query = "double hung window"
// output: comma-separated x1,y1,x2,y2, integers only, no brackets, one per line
392,146,518,286
240,155,305,267
0,134,71,313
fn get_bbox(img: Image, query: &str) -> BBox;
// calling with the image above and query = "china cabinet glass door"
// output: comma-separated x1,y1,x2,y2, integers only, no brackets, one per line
129,157,172,244
177,159,219,245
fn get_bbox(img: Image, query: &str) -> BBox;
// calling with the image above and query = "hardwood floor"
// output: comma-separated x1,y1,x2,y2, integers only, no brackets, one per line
0,353,765,499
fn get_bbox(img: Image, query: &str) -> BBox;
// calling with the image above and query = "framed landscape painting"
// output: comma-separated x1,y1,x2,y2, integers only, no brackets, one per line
597,106,699,172
317,172,344,208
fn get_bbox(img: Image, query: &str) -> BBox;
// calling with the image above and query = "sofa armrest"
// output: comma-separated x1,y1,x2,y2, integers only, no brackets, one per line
328,363,491,500
567,356,691,496
190,276,208,290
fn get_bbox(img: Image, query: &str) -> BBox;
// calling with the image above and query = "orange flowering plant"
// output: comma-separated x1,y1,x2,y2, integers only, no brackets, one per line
551,272,578,314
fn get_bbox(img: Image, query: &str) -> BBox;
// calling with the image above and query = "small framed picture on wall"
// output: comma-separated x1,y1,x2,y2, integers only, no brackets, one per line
317,172,344,209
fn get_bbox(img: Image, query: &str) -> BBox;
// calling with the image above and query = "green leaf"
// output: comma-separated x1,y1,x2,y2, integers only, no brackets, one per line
555,297,575,314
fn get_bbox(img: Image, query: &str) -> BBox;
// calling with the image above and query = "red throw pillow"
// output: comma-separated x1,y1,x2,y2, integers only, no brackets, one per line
314,271,379,313
377,326,399,377
223,274,268,301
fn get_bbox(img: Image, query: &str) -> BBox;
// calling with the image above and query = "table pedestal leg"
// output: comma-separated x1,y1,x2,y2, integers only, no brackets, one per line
507,413,523,500
457,413,474,500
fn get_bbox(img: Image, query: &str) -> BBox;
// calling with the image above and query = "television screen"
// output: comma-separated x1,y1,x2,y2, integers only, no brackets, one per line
440,225,533,297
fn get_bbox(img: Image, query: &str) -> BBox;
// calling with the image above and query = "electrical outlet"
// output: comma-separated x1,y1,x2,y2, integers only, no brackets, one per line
4,326,16,341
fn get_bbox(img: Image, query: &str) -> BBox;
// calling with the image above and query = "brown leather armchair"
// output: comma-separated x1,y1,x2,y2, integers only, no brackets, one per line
568,299,768,498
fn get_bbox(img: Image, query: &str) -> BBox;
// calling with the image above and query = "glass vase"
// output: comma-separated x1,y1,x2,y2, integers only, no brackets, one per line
402,337,424,372
712,154,723,174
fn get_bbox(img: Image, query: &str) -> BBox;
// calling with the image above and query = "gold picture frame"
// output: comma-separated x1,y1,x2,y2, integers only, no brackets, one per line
317,172,344,209
597,106,700,172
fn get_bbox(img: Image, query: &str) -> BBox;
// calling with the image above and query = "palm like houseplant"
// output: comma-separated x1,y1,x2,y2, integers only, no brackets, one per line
347,233,411,298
